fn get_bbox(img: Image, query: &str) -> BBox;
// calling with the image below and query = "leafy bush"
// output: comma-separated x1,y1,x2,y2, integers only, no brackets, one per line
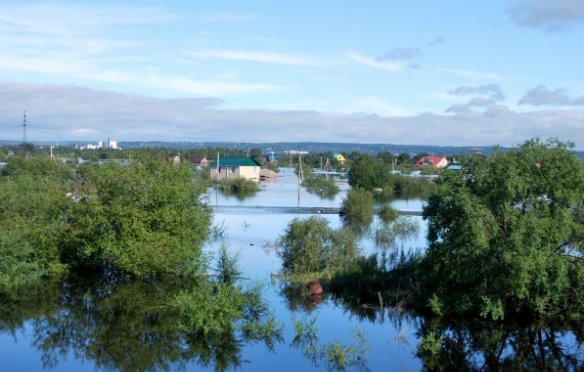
302,175,339,198
348,155,391,190
218,177,261,193
421,138,584,319
1,155,74,180
0,174,70,275
0,229,44,293
340,188,374,225
387,174,436,197
64,159,212,277
375,217,420,248
378,204,398,223
278,216,358,274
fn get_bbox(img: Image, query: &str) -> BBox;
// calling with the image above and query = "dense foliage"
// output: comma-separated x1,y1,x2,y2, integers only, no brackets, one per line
302,174,339,199
278,216,358,275
64,159,212,276
217,177,261,193
0,157,72,277
421,139,584,320
0,155,212,284
347,154,391,190
340,188,374,225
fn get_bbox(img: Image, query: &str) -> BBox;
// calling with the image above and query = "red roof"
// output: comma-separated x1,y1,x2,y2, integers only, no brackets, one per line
415,156,446,167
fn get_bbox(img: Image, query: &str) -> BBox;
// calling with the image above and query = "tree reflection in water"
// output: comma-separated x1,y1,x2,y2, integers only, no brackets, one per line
417,319,583,371
0,273,283,372
326,282,584,371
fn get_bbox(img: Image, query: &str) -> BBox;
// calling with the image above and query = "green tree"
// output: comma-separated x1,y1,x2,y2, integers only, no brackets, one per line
278,216,358,275
377,151,393,165
340,188,374,225
347,154,391,190
64,159,212,277
1,155,74,182
396,152,412,165
249,148,263,164
0,174,70,276
421,138,584,320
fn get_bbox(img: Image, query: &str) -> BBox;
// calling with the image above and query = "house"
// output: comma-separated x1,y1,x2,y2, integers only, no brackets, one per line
209,156,262,182
415,156,449,169
333,154,346,164
191,156,210,167
265,154,280,164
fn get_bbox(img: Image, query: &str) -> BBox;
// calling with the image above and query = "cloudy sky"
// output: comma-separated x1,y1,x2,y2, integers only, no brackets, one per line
1,1,583,149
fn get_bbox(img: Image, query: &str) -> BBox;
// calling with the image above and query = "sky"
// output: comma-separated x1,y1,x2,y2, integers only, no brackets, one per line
0,0,583,149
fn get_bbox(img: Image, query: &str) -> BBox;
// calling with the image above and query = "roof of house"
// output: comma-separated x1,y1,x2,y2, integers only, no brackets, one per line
191,156,208,163
415,156,446,166
209,156,261,167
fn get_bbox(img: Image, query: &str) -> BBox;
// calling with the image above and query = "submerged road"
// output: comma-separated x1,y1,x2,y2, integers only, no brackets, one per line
211,205,423,216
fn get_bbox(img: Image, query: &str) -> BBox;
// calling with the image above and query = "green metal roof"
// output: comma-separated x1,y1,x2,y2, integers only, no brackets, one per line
209,156,261,167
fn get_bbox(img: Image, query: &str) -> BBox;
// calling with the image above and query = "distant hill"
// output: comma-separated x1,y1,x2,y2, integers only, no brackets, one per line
117,141,584,158
118,141,498,156
2,140,583,158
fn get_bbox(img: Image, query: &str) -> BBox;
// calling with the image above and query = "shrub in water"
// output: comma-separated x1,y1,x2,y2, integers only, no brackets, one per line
340,188,374,225
278,216,358,275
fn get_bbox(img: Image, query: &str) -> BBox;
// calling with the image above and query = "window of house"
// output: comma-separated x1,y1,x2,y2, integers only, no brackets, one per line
230,166,237,173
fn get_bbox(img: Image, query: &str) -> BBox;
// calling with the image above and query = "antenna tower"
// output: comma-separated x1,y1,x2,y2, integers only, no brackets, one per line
23,110,27,144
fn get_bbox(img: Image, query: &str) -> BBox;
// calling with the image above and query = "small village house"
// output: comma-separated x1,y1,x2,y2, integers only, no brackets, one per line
415,156,449,169
191,156,210,167
265,154,280,164
209,156,262,182
333,154,346,164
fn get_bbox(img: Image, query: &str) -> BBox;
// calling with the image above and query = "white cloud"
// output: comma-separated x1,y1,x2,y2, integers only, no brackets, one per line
196,13,261,23
0,3,179,35
518,85,582,106
147,76,283,96
188,49,317,66
1,82,582,150
507,0,584,32
437,67,503,81
448,84,506,101
346,51,409,72
348,96,412,117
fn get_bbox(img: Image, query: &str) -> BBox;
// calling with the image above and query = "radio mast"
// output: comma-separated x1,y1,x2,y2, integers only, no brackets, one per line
23,110,27,144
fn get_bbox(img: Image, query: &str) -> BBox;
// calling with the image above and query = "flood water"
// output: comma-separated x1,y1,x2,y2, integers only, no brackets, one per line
1,167,582,371
203,167,428,371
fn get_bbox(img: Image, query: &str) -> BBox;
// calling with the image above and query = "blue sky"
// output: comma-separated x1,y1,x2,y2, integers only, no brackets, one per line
0,0,583,149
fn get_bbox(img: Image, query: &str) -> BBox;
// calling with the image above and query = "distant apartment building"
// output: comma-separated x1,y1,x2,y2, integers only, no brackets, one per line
284,150,310,155
79,138,119,150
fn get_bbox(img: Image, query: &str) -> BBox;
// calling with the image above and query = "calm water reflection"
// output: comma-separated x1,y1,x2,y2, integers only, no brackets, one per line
1,168,582,371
